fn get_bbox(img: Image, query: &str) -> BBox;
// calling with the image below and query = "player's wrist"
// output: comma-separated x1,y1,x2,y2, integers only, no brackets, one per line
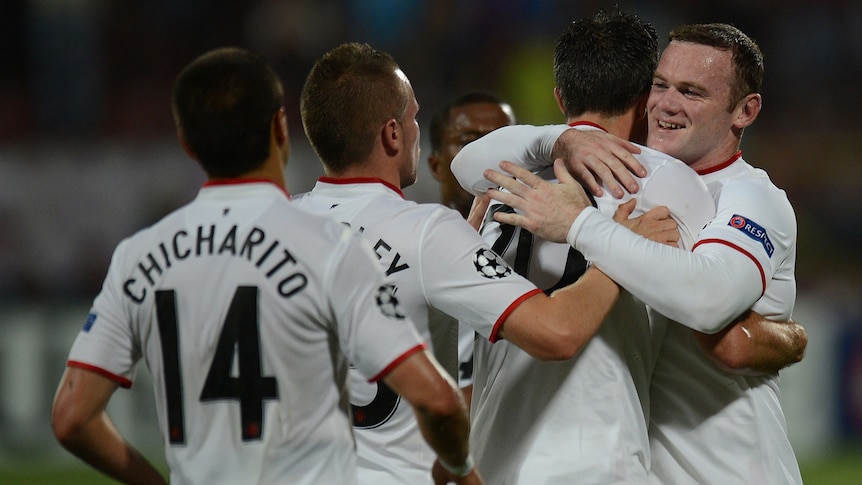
440,454,475,477
566,206,598,247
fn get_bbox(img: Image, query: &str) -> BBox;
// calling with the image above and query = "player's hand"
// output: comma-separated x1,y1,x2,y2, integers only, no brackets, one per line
466,194,491,232
553,128,645,199
615,202,679,247
485,160,591,243
432,460,484,485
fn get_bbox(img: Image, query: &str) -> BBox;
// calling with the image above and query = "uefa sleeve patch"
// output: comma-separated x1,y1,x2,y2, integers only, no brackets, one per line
727,214,774,258
474,248,513,279
83,312,97,332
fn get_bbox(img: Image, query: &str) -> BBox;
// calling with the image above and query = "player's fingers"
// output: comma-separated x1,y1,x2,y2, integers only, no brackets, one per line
553,159,579,186
643,205,672,222
486,187,523,209
613,199,637,223
499,161,544,189
566,159,603,197
589,156,627,199
483,169,522,195
663,228,680,247
612,142,646,176
615,135,641,153
492,207,525,228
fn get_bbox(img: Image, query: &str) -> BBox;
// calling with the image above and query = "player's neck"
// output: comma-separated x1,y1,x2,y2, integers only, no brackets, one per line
234,155,288,190
567,109,640,142
325,155,402,189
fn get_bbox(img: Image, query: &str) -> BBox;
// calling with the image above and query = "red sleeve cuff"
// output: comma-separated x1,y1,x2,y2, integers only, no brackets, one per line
67,360,133,388
489,288,544,343
368,343,428,382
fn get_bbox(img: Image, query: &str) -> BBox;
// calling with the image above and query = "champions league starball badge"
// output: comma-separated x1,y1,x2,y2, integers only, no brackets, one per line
474,248,512,279
375,284,406,319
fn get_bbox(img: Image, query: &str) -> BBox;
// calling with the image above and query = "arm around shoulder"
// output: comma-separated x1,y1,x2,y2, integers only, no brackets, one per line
693,310,807,376
452,124,568,196
497,266,619,361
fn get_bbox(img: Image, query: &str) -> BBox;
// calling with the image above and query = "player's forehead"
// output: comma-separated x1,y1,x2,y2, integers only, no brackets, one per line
657,41,734,92
446,103,512,134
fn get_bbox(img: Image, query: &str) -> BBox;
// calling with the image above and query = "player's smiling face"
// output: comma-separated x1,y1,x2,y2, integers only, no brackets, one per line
646,41,740,171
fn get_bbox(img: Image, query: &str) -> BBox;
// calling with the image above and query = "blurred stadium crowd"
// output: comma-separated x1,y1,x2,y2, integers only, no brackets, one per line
2,0,861,304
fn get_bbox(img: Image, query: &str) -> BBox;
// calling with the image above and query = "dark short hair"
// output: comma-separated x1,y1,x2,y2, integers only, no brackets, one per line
172,47,283,178
428,92,513,154
554,9,658,117
300,43,408,173
668,23,764,111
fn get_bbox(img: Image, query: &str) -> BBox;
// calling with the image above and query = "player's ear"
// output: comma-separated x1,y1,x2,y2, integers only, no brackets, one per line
734,93,761,129
554,87,566,116
273,106,288,147
427,152,444,182
381,118,400,156
635,93,648,120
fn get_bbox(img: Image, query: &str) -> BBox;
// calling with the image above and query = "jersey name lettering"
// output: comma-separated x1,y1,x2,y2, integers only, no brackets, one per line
123,224,307,303
340,222,411,277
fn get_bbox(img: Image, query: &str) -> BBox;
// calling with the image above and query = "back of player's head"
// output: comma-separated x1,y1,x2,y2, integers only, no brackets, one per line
172,47,283,178
669,23,764,111
301,42,409,173
428,92,515,155
554,8,658,118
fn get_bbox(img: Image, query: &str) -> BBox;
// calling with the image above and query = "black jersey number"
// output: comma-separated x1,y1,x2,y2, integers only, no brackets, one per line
156,287,279,445
489,204,589,293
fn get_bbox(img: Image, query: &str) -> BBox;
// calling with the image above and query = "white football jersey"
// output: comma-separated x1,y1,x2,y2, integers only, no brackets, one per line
293,178,540,485
647,154,801,485
66,181,425,485
465,123,715,484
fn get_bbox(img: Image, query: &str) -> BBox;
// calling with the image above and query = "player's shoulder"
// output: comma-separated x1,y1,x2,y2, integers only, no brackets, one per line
719,161,791,204
635,144,692,173
383,199,463,227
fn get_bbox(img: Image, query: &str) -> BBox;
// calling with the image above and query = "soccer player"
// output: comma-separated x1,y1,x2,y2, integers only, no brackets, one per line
451,11,716,483
293,42,676,485
428,92,516,220
462,23,806,484
50,47,481,485
426,91,517,404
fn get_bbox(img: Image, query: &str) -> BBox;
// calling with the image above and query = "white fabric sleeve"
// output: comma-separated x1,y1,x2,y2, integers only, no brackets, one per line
67,238,140,387
419,207,540,341
452,124,569,195
328,230,425,382
566,208,762,333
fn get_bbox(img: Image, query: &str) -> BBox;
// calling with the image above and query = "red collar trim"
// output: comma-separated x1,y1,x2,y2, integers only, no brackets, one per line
318,176,404,198
567,121,608,132
202,178,290,197
697,151,742,176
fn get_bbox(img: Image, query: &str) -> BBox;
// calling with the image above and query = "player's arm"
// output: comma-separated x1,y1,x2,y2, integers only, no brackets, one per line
382,350,483,485
452,124,644,199
486,161,760,333
694,311,807,376
497,266,619,360
51,367,168,485
496,198,678,360
466,194,491,232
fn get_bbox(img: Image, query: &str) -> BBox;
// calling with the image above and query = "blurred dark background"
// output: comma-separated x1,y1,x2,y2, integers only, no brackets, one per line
1,0,861,302
0,0,861,470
